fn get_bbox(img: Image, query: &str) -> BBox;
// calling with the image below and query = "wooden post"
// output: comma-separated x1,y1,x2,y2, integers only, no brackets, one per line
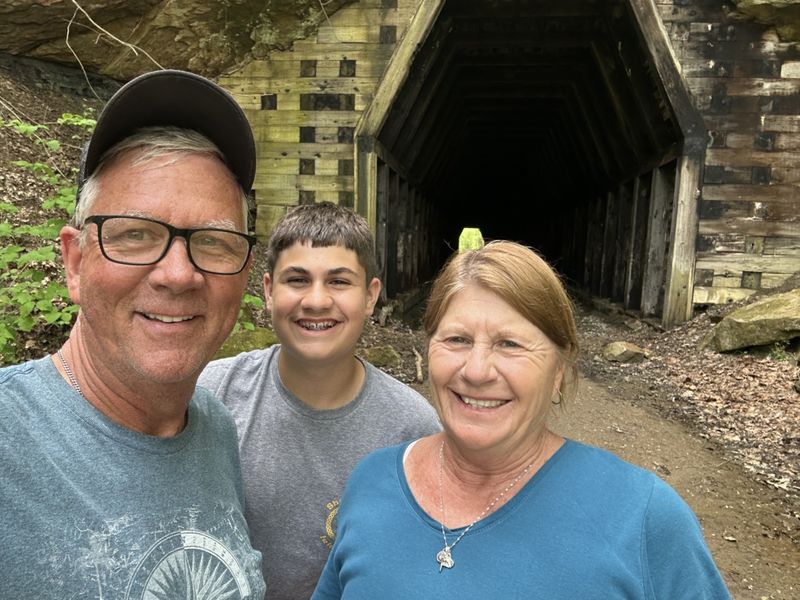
375,159,389,302
356,136,378,231
613,181,634,303
600,190,618,299
662,154,702,327
589,194,606,295
641,165,673,317
625,173,652,311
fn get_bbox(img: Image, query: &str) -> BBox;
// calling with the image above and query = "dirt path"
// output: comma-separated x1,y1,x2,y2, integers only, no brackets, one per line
550,377,799,600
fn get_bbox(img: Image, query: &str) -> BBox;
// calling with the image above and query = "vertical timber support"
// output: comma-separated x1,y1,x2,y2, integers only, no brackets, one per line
641,164,673,317
662,154,702,327
356,136,378,231
628,0,708,326
613,181,634,303
625,173,652,311
600,190,618,299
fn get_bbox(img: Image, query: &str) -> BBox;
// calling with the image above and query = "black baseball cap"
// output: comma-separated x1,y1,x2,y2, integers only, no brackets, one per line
77,69,256,201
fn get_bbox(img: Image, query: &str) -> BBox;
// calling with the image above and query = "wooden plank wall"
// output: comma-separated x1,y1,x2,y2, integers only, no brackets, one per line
219,0,419,238
582,162,676,321
658,0,800,306
217,0,799,313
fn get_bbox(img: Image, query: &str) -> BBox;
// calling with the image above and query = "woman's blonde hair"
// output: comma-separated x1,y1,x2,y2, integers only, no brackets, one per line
423,240,579,400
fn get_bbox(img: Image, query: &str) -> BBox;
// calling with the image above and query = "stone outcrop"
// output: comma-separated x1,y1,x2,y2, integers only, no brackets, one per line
360,345,402,368
0,0,353,81
731,0,800,41
0,1,798,83
214,326,278,360
700,289,800,352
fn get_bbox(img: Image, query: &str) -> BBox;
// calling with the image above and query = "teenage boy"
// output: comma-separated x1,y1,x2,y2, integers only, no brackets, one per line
199,201,441,600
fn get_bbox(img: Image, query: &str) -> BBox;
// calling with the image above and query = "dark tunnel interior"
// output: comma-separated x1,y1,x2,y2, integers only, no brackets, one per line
374,0,685,291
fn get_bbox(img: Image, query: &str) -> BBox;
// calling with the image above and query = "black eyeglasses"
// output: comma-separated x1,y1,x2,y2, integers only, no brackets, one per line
84,215,256,275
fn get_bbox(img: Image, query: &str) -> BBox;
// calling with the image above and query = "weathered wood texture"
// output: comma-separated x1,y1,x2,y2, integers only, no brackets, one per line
659,0,800,307
219,0,798,320
220,1,418,237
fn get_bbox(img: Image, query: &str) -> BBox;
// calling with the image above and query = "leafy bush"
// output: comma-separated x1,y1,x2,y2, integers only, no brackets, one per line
0,114,91,364
234,293,266,332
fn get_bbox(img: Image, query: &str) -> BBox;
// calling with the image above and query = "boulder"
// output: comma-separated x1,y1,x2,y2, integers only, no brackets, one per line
700,289,800,352
214,326,278,359
360,345,401,368
602,341,649,363
731,0,800,41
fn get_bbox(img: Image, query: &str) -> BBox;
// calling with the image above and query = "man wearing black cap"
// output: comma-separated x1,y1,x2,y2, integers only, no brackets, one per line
0,70,266,599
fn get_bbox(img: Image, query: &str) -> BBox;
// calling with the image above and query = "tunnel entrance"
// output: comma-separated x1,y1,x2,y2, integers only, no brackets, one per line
356,0,707,327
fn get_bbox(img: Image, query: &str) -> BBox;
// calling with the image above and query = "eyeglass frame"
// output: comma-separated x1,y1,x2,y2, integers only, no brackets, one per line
83,214,257,275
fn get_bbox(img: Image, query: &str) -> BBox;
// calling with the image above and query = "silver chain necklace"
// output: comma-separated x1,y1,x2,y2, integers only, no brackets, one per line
56,349,84,397
436,440,536,572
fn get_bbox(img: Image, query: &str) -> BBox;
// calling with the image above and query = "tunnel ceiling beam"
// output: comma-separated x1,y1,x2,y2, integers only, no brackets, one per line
376,0,682,191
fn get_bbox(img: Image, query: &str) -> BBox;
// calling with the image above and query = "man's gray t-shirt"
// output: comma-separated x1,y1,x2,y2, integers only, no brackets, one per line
198,345,441,600
0,356,266,599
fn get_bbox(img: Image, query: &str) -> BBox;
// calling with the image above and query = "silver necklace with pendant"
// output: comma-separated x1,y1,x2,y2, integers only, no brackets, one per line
436,440,536,572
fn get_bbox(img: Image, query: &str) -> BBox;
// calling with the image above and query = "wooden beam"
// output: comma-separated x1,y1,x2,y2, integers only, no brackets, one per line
698,218,799,237
613,181,634,302
358,0,446,137
662,154,702,327
692,286,756,304
641,165,673,317
600,190,619,299
625,173,652,311
627,0,707,150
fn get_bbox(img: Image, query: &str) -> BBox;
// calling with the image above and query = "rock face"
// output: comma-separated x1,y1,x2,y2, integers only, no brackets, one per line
214,326,278,360
360,345,402,368
0,0,353,81
700,289,800,352
1,0,799,82
731,0,800,41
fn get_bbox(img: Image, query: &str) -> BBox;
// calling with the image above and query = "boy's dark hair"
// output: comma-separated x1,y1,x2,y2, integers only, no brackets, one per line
265,201,379,282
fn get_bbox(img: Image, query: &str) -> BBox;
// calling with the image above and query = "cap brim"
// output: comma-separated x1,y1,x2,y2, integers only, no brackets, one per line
79,69,255,194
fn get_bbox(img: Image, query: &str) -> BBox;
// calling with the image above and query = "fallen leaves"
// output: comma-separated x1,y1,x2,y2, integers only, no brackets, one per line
576,302,799,545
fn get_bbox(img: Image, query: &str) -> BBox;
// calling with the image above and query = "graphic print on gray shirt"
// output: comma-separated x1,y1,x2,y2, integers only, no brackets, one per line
0,356,266,599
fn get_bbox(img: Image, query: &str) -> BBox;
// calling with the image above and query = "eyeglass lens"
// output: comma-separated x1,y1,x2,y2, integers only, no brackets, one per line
97,216,250,274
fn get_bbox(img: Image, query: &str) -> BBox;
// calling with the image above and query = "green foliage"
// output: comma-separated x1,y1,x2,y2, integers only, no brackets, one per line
1,118,47,137
43,185,79,217
0,113,92,364
57,113,96,130
0,238,79,362
234,293,265,333
767,340,794,362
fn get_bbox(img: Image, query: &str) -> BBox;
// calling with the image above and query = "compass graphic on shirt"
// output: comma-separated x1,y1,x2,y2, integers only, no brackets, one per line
125,530,253,599
320,498,340,549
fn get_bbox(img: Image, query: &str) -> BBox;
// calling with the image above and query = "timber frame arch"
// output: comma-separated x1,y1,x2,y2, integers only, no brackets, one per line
354,0,707,328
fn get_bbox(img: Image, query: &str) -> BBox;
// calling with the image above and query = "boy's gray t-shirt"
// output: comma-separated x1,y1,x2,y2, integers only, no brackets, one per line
198,345,442,600
0,356,266,599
